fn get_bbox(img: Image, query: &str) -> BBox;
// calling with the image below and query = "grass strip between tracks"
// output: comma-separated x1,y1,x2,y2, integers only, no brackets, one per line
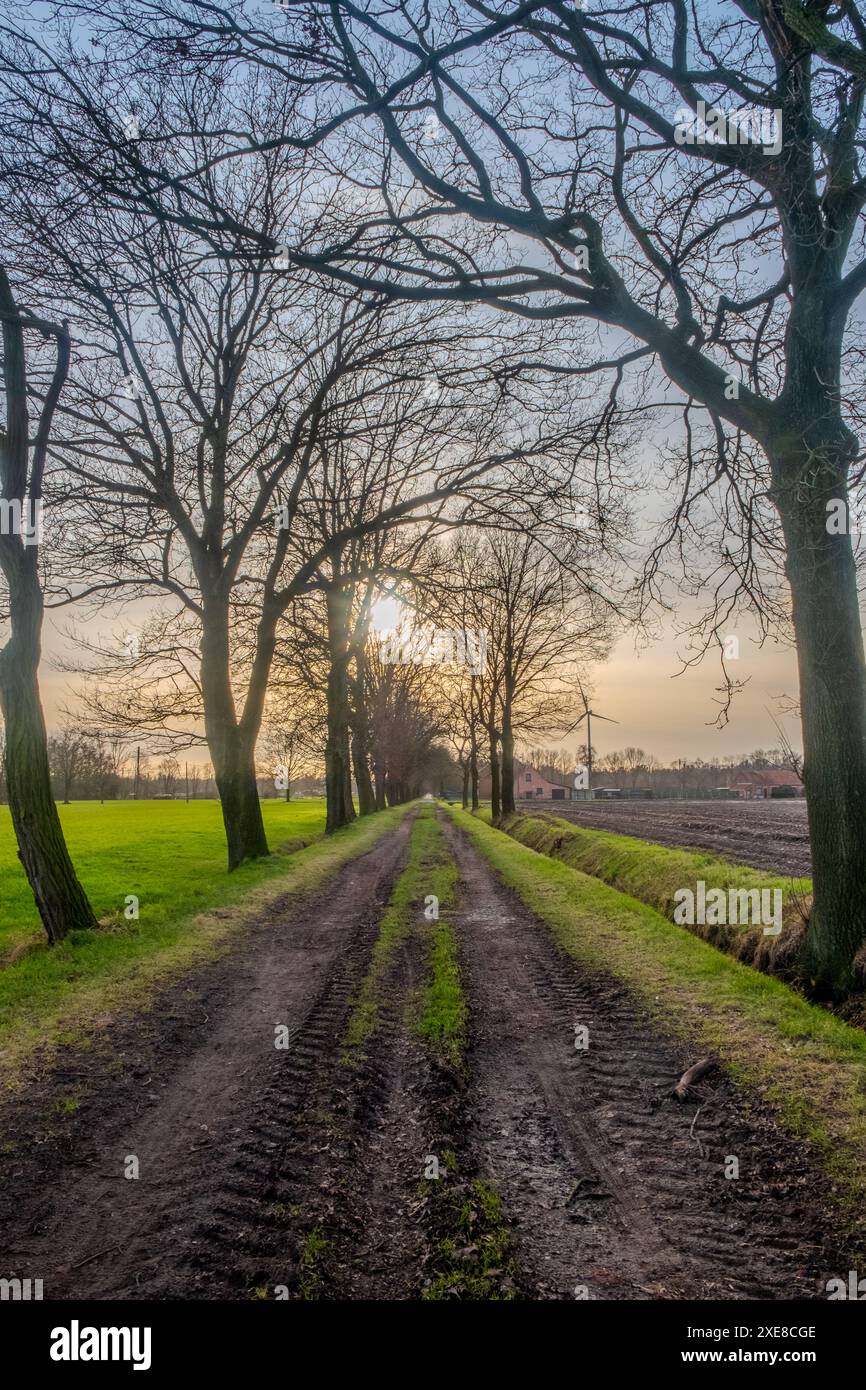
343,805,465,1063
450,805,866,1243
341,806,517,1297
0,804,411,1094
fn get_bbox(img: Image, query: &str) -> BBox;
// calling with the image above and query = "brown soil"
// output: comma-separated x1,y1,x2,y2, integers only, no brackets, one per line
529,799,811,876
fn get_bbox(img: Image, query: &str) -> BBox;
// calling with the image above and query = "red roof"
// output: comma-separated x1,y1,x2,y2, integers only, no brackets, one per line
732,769,802,788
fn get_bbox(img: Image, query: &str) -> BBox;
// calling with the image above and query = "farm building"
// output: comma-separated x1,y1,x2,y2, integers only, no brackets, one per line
478,757,577,802
730,769,804,799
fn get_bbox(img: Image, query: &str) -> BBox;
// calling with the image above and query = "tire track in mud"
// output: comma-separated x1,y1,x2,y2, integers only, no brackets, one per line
443,814,843,1300
0,816,414,1300
270,924,435,1300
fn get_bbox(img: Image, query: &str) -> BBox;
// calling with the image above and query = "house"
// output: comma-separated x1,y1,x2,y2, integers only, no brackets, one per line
478,757,577,802
730,769,804,800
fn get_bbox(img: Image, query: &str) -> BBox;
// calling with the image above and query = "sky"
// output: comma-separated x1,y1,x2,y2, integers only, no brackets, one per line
587,623,799,764
35,594,801,766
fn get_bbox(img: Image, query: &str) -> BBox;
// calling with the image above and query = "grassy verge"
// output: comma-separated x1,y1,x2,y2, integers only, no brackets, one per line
0,804,408,1093
496,809,812,977
450,806,866,1245
341,805,424,1056
406,812,518,1298
415,820,464,1069
341,807,516,1295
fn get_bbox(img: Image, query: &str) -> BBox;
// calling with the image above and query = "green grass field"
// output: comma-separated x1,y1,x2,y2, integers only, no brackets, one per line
0,798,415,1091
0,798,325,959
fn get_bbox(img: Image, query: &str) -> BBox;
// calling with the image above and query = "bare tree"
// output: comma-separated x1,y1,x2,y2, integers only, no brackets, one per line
0,268,96,940
68,0,866,989
157,755,180,797
2,62,550,864
261,712,310,803
434,529,613,816
296,0,866,991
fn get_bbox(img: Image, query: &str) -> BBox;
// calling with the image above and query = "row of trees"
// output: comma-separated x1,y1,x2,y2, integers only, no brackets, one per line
433,532,614,816
0,41,619,941
4,0,866,991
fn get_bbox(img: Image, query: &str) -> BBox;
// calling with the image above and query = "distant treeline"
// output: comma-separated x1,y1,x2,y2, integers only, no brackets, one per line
525,745,801,795
0,725,327,804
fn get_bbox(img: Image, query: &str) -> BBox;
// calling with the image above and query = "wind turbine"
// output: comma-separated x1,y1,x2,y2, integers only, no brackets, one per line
574,678,619,797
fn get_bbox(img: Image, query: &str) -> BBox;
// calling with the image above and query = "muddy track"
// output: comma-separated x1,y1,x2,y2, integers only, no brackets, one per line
443,814,844,1300
267,911,435,1300
267,872,500,1300
0,816,413,1300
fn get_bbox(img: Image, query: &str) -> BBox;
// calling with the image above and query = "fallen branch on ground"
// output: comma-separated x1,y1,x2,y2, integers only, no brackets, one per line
672,1055,717,1101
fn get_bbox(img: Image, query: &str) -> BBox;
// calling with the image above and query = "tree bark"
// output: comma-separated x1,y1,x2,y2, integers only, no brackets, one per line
772,430,866,994
374,760,387,811
325,583,356,832
470,729,479,811
350,646,376,815
501,692,515,815
461,759,469,809
0,266,97,942
352,723,375,815
200,596,269,870
0,569,97,942
489,729,501,819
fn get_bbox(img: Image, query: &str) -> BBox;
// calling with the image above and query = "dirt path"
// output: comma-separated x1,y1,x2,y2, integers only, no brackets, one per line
443,815,841,1300
0,807,848,1302
0,816,413,1299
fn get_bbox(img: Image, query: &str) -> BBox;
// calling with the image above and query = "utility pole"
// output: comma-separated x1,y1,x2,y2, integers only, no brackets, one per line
134,745,141,801
185,762,189,802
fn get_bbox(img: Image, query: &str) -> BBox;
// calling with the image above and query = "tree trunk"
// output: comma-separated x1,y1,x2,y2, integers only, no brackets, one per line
352,724,375,815
501,695,515,815
470,732,479,811
200,597,269,870
0,570,97,942
325,583,356,833
461,760,469,809
772,434,866,994
374,761,387,811
350,648,376,815
213,744,268,871
489,730,501,819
